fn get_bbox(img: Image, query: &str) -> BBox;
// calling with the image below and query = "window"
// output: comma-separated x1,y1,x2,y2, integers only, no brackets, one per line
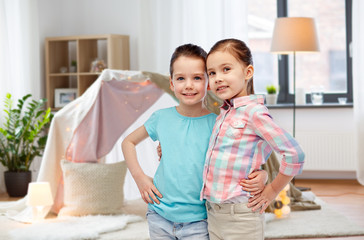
329,50,347,92
247,1,279,94
247,0,352,104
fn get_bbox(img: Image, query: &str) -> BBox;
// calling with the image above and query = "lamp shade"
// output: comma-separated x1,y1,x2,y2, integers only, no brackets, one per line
271,17,320,54
26,182,54,206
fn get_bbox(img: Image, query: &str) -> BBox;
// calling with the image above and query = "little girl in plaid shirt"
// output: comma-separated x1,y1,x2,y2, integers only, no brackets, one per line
201,39,305,240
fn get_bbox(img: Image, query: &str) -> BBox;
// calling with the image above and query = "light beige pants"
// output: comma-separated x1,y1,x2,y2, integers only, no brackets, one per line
206,201,264,240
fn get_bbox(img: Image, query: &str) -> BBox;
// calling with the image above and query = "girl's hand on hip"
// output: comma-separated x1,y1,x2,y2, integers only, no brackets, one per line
247,183,278,214
135,174,163,204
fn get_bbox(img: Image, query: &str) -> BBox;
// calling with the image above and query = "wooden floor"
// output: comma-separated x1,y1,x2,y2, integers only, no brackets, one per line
1,179,364,239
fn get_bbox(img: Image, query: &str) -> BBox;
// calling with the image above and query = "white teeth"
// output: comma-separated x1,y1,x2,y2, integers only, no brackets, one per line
183,93,196,96
217,86,227,91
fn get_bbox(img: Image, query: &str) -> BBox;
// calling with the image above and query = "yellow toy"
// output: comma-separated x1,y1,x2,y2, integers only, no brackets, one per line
273,184,291,218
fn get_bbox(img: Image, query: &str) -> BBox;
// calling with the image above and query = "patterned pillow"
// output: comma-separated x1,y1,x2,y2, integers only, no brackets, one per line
58,160,127,216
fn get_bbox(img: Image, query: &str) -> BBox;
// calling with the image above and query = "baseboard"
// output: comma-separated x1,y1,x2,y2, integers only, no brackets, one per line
296,170,357,179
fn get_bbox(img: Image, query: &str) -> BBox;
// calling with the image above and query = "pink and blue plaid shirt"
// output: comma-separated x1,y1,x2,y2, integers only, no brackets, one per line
201,95,305,203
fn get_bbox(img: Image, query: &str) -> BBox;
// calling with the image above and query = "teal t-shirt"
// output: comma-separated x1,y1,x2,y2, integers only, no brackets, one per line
144,107,216,223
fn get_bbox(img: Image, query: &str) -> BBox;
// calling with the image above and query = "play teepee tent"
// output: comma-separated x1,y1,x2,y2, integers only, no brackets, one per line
0,70,179,222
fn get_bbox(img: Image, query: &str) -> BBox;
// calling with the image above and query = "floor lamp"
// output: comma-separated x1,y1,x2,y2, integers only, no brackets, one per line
271,17,320,189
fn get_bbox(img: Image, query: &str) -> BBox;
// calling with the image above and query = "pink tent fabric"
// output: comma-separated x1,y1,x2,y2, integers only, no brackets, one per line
66,78,163,163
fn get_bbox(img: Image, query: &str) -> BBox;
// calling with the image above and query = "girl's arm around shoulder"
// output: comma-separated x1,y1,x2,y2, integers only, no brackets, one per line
121,126,162,204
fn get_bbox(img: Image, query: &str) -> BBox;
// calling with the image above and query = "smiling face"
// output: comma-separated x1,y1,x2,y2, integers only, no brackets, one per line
170,56,208,107
207,50,254,101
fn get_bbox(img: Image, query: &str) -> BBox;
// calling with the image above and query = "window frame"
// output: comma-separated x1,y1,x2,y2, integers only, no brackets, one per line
276,0,353,104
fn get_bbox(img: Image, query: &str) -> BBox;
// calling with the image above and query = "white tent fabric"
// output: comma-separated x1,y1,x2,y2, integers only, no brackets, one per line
0,69,177,222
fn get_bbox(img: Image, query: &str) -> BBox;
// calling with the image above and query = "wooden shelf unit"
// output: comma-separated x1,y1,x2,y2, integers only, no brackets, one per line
45,34,130,110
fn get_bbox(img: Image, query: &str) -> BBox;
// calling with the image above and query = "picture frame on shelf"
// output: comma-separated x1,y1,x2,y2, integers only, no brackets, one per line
55,88,78,108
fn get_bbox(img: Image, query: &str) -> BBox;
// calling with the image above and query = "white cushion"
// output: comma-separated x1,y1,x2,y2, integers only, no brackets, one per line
59,160,127,216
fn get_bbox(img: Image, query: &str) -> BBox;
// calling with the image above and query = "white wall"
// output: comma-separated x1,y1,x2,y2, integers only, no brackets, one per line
37,0,141,96
269,107,355,178
269,107,354,133
35,0,356,178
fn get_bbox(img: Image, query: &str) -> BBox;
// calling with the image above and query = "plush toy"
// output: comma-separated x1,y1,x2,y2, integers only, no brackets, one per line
90,59,107,73
273,184,291,218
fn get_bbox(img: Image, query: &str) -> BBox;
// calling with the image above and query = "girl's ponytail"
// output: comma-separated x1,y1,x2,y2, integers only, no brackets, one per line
247,78,255,95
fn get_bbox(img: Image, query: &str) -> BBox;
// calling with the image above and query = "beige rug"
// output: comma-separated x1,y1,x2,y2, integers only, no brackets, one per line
264,198,364,239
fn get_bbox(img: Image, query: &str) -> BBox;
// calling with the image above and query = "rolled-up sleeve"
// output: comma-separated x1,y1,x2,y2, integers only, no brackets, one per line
252,106,305,176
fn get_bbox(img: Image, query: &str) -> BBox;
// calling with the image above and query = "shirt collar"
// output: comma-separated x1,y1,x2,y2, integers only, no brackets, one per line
221,95,265,110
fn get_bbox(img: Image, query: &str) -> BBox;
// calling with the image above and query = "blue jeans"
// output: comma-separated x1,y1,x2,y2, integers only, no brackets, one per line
146,209,209,240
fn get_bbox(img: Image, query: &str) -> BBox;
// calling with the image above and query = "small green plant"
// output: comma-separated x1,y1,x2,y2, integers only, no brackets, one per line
0,93,53,172
266,85,277,94
71,60,77,67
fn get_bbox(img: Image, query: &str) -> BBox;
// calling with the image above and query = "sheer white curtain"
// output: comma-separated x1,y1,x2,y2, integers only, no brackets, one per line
137,0,248,74
352,0,364,185
0,0,41,193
